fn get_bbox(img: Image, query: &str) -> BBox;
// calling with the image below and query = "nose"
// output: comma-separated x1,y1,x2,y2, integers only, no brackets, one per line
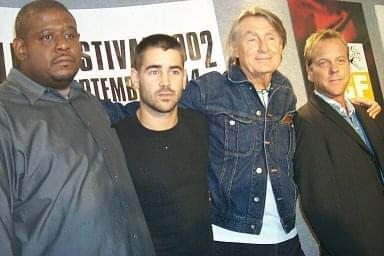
329,61,339,73
55,35,70,51
257,38,268,53
160,72,170,87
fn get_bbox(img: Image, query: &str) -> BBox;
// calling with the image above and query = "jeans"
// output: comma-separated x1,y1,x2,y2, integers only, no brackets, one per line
214,235,305,256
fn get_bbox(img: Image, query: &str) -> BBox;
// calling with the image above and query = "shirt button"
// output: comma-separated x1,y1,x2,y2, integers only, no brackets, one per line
256,110,262,116
253,197,260,202
132,232,137,239
114,175,118,179
256,168,262,174
250,224,256,230
229,120,236,126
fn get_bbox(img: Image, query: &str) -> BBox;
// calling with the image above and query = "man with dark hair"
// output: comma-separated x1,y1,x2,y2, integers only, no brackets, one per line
114,34,213,256
103,6,381,256
0,1,155,255
294,29,384,256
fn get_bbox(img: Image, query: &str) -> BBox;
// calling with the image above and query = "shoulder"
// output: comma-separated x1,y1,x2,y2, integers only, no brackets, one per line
355,104,384,130
113,114,136,132
272,70,293,89
179,108,208,132
189,71,227,90
295,102,319,127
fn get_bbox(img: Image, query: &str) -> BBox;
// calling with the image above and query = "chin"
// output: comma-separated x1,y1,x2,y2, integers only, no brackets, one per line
52,71,77,81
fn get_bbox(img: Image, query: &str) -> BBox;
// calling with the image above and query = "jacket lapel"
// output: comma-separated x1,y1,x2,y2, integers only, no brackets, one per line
309,94,372,154
355,106,384,166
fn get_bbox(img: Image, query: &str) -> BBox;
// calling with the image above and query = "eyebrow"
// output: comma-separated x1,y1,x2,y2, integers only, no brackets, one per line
38,25,78,33
144,64,183,71
244,30,278,36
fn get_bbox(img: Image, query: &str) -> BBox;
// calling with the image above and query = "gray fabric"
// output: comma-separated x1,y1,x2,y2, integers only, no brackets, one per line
0,68,155,256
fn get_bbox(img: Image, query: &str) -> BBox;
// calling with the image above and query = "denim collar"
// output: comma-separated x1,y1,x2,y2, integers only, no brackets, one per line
225,64,287,91
226,65,249,84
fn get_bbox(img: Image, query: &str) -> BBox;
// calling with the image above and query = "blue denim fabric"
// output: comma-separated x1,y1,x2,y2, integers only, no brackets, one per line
101,99,139,124
180,66,298,235
103,65,298,235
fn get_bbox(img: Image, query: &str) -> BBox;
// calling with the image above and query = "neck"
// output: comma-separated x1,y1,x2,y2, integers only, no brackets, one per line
243,70,272,91
335,97,347,111
58,86,71,97
136,107,178,131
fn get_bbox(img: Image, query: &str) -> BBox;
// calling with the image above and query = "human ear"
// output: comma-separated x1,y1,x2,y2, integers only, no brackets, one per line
182,69,187,90
12,38,27,61
306,64,314,82
131,68,140,90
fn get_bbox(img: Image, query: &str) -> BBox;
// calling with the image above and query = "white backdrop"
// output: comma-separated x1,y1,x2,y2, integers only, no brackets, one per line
375,5,384,49
0,0,225,103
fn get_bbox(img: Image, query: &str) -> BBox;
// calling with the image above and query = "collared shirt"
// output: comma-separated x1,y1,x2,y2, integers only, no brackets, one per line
314,90,384,184
0,68,155,256
314,90,372,149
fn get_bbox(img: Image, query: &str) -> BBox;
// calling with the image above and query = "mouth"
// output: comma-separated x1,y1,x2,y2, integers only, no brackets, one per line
328,78,343,83
254,57,272,63
157,90,175,100
52,56,76,67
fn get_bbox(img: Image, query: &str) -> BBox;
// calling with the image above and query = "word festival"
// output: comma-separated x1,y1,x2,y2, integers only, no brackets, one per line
0,30,219,103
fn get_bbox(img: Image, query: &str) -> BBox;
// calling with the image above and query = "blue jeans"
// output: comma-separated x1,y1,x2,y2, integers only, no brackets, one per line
214,235,305,256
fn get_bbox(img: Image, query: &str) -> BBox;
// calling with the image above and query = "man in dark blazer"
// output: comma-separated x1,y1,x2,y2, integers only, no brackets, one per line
293,29,384,256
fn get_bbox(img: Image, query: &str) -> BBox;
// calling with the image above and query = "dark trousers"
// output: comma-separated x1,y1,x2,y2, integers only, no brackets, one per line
214,235,305,256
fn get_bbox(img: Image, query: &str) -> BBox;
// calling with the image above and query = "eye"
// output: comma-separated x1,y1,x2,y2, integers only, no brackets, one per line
247,35,256,42
170,69,181,75
337,57,348,65
64,32,76,40
40,33,53,41
148,70,160,75
317,60,330,68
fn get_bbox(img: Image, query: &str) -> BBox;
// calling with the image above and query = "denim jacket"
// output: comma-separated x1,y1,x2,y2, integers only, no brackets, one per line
180,66,297,235
102,65,298,235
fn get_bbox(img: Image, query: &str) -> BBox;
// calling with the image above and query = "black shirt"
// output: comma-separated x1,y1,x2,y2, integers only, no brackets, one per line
115,108,213,256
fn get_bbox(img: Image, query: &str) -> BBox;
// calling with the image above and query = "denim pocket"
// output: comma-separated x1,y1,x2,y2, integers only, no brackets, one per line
222,113,256,157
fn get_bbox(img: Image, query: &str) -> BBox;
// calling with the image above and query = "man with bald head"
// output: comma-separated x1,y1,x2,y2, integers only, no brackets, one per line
0,1,155,255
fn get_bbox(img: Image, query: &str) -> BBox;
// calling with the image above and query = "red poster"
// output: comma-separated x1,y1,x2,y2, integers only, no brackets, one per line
288,0,382,103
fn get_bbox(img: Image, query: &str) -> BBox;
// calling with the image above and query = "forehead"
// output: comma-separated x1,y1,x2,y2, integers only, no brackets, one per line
141,47,184,67
25,9,76,33
238,16,277,35
312,38,348,58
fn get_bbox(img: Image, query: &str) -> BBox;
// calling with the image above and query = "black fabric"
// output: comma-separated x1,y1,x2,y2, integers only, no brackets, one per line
213,235,304,256
294,94,384,256
114,108,213,256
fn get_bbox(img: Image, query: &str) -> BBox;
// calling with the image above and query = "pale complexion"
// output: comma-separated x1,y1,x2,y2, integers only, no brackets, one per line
131,47,186,131
307,38,350,109
234,16,283,90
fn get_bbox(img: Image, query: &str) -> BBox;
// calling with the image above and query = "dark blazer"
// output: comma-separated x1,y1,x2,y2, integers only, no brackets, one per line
293,93,384,256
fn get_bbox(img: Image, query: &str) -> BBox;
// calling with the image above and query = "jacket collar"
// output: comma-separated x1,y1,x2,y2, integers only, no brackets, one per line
225,64,288,91
310,93,371,154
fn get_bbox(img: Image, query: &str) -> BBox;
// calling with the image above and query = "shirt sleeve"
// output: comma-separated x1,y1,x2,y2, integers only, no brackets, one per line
100,99,139,125
0,110,17,256
179,80,204,112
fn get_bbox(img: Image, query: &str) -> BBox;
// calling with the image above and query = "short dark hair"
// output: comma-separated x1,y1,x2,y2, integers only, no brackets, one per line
133,34,185,70
15,0,74,38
